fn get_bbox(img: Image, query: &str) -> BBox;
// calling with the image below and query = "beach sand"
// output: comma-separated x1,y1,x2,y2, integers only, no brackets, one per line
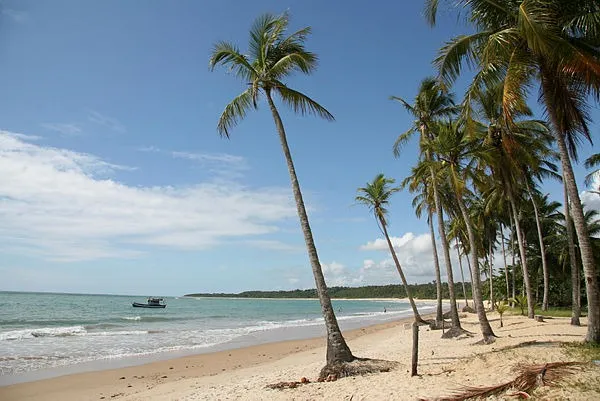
1,312,599,400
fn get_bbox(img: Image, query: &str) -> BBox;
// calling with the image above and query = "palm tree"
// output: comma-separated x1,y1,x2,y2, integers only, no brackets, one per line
210,12,354,365
402,172,444,326
392,77,465,335
356,174,425,323
427,121,496,343
425,0,600,343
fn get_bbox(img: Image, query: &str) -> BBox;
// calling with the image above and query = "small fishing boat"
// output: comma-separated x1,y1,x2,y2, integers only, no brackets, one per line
132,297,166,308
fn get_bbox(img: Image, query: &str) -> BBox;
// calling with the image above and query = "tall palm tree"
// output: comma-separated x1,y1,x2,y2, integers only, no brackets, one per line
393,77,465,335
210,13,354,365
402,172,444,326
356,174,425,323
425,0,600,343
427,121,496,343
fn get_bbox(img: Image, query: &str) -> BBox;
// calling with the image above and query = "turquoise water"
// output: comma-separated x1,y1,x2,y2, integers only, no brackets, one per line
0,291,432,381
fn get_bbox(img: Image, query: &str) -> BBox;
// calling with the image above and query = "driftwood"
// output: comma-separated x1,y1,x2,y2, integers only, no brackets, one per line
421,361,584,401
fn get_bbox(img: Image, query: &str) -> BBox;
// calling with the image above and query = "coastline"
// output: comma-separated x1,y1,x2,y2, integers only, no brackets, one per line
2,312,599,400
0,315,412,401
2,312,598,400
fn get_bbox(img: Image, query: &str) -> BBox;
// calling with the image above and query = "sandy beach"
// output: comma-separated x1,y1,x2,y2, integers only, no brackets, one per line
2,310,599,401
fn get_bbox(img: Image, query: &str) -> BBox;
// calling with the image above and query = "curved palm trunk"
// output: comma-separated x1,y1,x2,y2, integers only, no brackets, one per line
488,242,494,310
432,186,462,331
266,91,354,363
456,239,469,307
563,183,581,326
454,188,496,342
505,178,535,318
525,180,550,311
380,218,423,322
541,68,600,343
426,205,444,325
555,131,598,339
509,214,517,302
500,225,510,301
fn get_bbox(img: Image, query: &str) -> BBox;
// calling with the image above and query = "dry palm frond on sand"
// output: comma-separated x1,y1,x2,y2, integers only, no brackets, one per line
422,361,584,401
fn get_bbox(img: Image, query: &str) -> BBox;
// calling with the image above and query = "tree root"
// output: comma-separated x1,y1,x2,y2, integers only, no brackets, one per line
318,357,399,381
441,326,473,339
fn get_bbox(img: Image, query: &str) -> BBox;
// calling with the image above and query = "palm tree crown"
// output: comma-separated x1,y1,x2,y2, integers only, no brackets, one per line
209,12,333,137
356,173,400,228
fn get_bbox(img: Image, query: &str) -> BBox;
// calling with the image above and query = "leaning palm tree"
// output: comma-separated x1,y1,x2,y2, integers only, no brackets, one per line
427,120,497,343
209,12,354,367
392,77,465,335
402,172,444,326
425,0,600,343
356,174,425,323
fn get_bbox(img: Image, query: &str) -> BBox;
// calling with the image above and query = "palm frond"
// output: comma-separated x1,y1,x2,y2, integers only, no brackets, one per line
435,32,490,86
209,41,256,81
269,51,318,78
274,84,334,120
217,89,255,138
392,128,417,158
423,0,439,26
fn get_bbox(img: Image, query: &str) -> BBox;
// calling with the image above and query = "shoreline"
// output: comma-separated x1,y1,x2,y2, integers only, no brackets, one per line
1,312,598,400
0,315,414,400
0,299,437,386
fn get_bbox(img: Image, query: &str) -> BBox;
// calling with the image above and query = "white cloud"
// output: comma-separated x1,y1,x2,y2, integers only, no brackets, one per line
137,145,161,153
2,9,28,23
41,123,82,136
360,232,430,253
0,130,296,261
87,110,126,133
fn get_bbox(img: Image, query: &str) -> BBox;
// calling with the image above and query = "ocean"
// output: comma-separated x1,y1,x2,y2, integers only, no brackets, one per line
0,291,434,385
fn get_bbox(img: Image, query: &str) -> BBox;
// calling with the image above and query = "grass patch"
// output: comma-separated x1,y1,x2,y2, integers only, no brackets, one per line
562,342,600,361
534,307,587,318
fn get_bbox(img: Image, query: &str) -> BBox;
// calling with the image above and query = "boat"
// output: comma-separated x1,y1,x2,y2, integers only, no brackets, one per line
132,297,166,308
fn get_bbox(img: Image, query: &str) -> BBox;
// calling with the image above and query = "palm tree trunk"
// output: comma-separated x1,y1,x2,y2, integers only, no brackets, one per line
488,242,494,311
426,204,444,325
430,173,462,331
541,69,600,343
564,183,581,326
505,178,535,318
501,225,510,302
454,188,496,342
525,180,550,311
509,214,516,302
465,250,474,306
456,239,469,307
266,91,354,363
555,132,597,338
379,217,423,322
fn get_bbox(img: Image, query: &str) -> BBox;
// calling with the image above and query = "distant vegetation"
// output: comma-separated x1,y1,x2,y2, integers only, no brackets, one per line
185,282,472,300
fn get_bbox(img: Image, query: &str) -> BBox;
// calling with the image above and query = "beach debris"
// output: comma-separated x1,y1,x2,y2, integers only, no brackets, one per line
119,376,125,380
319,357,398,380
422,361,584,401
266,376,311,390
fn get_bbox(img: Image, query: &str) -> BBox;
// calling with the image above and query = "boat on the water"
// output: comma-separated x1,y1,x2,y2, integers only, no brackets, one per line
132,297,166,308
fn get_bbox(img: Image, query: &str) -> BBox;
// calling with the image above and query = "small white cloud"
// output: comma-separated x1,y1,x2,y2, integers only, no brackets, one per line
137,145,161,153
172,151,247,167
41,123,83,136
243,240,302,252
360,233,417,251
87,110,126,133
2,9,28,23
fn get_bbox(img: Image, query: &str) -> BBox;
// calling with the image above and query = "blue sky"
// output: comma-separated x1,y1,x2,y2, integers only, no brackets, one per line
0,0,598,296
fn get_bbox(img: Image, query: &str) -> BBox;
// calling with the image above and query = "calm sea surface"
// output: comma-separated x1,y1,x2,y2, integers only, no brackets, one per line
0,291,434,384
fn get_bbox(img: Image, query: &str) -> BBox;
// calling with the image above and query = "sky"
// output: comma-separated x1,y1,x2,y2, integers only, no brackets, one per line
0,0,598,296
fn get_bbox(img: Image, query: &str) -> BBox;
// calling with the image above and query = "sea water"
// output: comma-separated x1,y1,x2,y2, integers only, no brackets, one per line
0,291,434,384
